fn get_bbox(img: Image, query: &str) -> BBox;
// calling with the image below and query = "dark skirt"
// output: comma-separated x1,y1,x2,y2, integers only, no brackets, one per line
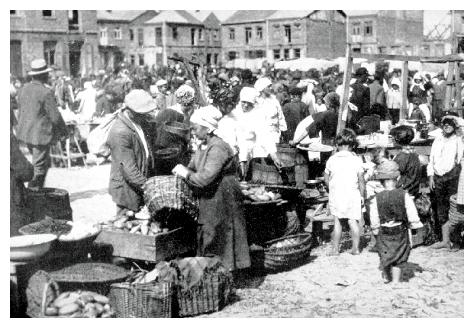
196,175,251,271
376,224,410,270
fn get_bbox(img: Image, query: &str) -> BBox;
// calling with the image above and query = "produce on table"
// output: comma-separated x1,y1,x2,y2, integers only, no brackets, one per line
239,184,282,202
58,221,100,241
45,290,114,318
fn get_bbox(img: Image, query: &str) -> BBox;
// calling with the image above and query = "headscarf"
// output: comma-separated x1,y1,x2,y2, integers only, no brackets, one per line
239,87,258,104
254,77,272,92
190,105,223,133
175,84,195,106
410,72,425,92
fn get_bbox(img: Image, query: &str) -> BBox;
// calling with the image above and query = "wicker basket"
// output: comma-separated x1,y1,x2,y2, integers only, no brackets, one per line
143,175,198,217
251,161,295,185
49,262,130,296
253,233,312,271
176,272,232,317
108,282,173,318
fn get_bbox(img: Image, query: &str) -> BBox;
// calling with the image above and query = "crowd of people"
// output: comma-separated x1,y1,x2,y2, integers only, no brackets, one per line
10,57,464,284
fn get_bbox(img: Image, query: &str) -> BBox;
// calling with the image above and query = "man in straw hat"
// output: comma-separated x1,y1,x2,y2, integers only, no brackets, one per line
369,160,423,283
107,89,156,219
16,59,68,188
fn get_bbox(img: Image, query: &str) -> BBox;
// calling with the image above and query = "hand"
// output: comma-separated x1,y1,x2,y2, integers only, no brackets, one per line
429,176,435,190
270,154,283,170
289,140,297,147
172,164,190,179
372,228,379,236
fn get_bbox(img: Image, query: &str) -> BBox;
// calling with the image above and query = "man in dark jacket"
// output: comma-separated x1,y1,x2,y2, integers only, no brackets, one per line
16,59,68,188
107,90,157,218
349,67,371,124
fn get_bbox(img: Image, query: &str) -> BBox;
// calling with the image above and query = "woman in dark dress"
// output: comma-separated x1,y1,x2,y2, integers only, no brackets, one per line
390,125,422,197
172,106,251,272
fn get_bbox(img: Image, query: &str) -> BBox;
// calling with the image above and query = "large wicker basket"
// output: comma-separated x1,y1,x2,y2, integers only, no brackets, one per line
26,270,60,318
251,161,295,185
108,281,173,318
252,233,312,271
176,272,232,317
143,175,198,217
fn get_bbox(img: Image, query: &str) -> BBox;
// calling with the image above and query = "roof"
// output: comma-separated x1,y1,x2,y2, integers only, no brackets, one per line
145,10,203,25
223,10,277,25
97,10,147,22
203,13,221,29
267,10,315,20
188,10,237,22
345,10,378,17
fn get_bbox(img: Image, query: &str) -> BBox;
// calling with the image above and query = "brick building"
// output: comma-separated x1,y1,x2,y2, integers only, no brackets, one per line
10,10,100,78
221,10,347,63
97,10,155,70
193,12,222,66
347,10,424,56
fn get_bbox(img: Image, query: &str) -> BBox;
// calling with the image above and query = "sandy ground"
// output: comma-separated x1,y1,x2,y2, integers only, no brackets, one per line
44,164,464,317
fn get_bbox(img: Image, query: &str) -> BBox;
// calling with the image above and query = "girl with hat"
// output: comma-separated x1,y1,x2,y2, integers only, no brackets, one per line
369,160,423,283
172,106,251,272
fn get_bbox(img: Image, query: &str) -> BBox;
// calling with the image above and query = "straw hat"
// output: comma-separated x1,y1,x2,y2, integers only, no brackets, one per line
28,59,53,76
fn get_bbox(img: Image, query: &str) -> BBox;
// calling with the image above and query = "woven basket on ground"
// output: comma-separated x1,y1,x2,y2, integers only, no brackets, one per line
108,281,173,318
143,175,198,217
254,233,312,271
176,272,233,317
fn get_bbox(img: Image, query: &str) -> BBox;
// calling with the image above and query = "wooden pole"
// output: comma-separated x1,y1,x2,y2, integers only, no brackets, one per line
445,61,455,111
162,22,167,66
454,62,462,116
337,45,353,134
400,60,409,121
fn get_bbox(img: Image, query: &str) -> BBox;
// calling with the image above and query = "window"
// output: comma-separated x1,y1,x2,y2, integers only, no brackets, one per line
129,29,134,41
214,53,218,64
255,50,266,58
257,26,263,39
207,53,212,65
138,54,144,66
352,23,361,35
172,27,178,40
352,47,361,54
155,27,162,45
273,49,281,60
245,50,255,59
364,21,373,36
378,46,387,54
10,10,17,15
191,28,196,46
228,51,237,60
43,41,56,66
284,48,290,59
99,27,108,43
294,48,300,58
68,10,79,30
405,45,413,55
245,27,252,44
229,28,235,40
213,29,219,41
42,10,53,17
422,45,430,56
113,27,122,39
284,25,291,43
390,46,401,55
198,29,203,41
138,28,144,46
130,55,135,65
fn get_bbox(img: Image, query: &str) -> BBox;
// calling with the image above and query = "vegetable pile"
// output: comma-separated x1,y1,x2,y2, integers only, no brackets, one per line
269,237,300,249
240,183,282,202
45,290,114,318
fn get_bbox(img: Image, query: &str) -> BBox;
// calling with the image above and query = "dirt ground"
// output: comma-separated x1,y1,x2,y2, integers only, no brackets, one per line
44,164,464,318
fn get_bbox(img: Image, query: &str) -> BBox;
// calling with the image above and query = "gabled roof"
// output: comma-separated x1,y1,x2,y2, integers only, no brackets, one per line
145,10,203,25
97,10,147,22
267,10,316,20
223,10,277,25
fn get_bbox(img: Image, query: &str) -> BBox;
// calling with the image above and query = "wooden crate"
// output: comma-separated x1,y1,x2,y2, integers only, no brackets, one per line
94,226,195,262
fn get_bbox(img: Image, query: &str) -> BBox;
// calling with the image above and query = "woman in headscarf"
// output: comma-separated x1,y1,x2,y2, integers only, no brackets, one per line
172,106,251,272
153,84,197,175
409,72,427,104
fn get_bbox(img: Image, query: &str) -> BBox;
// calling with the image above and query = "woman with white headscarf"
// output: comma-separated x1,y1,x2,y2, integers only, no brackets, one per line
409,72,427,104
76,81,97,122
172,106,250,272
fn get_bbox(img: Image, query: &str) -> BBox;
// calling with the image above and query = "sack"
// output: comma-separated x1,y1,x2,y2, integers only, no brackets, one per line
86,109,120,157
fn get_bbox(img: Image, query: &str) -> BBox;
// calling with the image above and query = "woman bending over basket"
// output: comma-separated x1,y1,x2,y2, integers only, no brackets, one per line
172,105,251,272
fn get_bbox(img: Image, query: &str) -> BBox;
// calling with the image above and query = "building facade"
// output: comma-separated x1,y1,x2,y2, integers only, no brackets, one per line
348,10,424,56
221,10,347,63
10,10,100,77
422,10,464,57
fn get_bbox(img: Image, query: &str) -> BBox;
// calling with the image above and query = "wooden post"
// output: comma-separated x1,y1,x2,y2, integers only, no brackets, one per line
454,62,463,116
400,60,409,120
162,22,167,66
337,45,353,134
445,61,455,111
